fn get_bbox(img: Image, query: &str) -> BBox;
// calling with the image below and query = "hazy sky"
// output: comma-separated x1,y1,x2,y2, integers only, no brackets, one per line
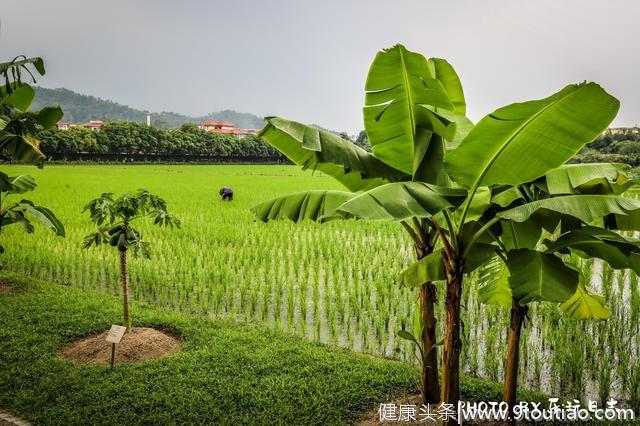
1,0,639,132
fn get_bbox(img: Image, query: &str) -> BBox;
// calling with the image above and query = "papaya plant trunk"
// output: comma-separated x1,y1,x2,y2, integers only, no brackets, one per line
503,297,528,409
119,248,131,331
441,259,464,410
419,281,440,404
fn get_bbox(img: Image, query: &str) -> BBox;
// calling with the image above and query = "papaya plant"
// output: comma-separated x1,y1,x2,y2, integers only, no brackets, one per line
253,44,633,413
83,190,181,331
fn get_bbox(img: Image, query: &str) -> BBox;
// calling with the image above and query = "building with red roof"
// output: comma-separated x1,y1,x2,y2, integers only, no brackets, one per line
86,120,105,130
56,121,71,131
197,121,257,137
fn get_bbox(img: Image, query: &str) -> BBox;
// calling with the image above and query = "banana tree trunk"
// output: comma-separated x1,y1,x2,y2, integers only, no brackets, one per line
441,260,464,410
503,297,528,409
419,281,440,404
119,248,131,332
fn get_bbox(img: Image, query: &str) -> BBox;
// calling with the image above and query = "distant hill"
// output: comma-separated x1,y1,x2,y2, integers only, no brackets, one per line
32,87,265,129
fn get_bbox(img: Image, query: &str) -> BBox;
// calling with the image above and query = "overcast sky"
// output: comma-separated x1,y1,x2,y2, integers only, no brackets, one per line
1,0,639,132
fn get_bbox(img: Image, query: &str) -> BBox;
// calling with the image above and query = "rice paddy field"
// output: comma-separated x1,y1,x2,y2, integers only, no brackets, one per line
4,164,640,408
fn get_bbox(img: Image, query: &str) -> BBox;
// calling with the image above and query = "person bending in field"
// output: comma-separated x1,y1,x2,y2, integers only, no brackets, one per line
219,187,233,201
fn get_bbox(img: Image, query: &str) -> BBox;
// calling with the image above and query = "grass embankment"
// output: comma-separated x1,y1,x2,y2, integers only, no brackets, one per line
0,273,540,425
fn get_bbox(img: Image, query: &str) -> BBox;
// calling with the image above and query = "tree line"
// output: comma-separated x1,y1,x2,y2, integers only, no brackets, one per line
574,127,640,166
37,122,285,158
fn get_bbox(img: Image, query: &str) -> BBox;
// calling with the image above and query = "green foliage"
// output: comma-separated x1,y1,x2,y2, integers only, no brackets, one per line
544,163,634,195
38,121,282,158
254,43,632,405
83,189,180,257
507,249,579,304
0,174,65,252
398,250,445,286
0,54,64,253
258,117,404,191
363,45,460,176
251,190,356,222
445,83,619,189
574,128,640,165
335,182,467,221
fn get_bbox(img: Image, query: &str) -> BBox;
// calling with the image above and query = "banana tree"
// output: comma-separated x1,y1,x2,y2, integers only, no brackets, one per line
252,44,469,404
0,55,65,250
254,43,628,412
325,81,624,410
82,190,181,331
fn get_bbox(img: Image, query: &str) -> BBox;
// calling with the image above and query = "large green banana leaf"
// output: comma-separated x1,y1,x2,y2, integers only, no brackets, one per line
544,226,640,273
477,256,512,309
507,249,579,304
0,82,35,111
560,282,610,320
258,117,406,192
363,45,457,176
252,190,355,223
17,200,65,237
0,132,46,165
501,219,542,251
335,182,467,221
429,58,466,115
6,175,37,194
544,163,635,195
497,195,640,224
445,83,619,189
0,56,45,80
398,250,445,287
606,212,640,231
490,186,523,208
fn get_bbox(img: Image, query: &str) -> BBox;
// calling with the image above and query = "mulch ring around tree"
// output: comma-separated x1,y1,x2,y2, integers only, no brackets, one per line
59,327,182,365
0,281,18,295
357,394,528,426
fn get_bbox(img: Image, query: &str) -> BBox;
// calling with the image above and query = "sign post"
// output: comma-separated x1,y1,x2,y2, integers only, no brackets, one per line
106,325,127,370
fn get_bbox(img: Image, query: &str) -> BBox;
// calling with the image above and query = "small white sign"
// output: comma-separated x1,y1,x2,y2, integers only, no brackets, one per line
106,325,127,344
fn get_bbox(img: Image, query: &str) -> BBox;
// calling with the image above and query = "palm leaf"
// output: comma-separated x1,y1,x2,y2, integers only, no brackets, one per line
7,175,37,194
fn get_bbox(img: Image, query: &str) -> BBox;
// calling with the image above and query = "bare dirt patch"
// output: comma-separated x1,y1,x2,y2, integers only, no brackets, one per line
59,327,181,365
0,281,17,295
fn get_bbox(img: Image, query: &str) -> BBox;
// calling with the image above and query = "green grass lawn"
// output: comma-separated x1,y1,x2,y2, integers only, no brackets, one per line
0,272,543,425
